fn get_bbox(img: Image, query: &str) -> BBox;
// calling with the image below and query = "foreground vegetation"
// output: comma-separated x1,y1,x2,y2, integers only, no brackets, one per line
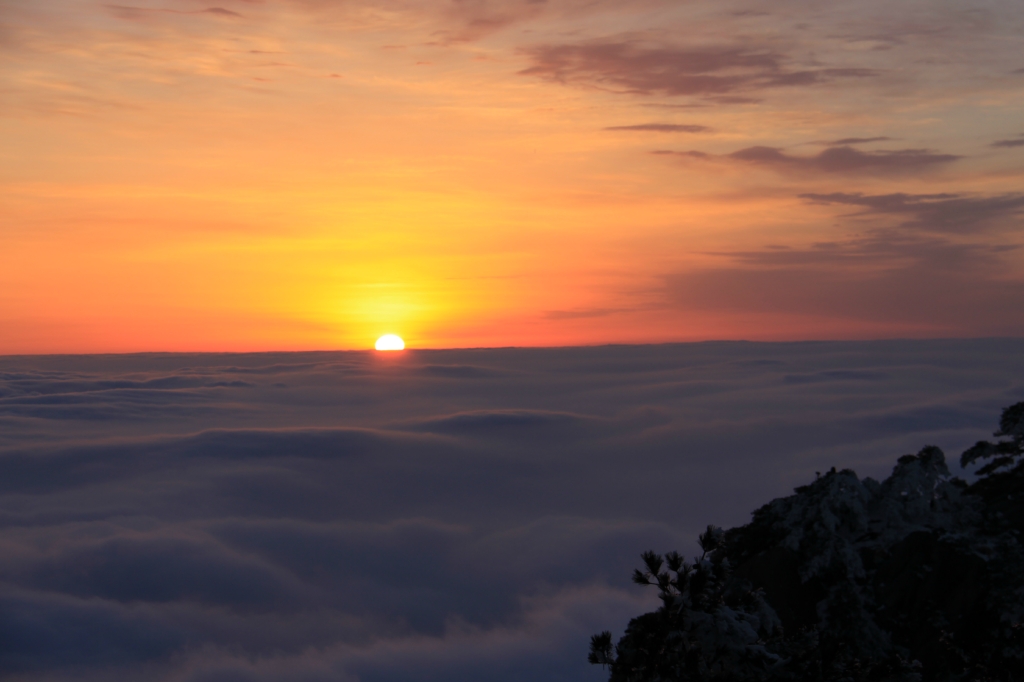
591,402,1024,681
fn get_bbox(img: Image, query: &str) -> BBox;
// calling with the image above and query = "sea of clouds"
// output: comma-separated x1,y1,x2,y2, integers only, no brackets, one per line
2,340,1023,681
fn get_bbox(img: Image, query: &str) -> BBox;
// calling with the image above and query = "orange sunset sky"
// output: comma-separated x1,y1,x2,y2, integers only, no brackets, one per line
3,0,1024,352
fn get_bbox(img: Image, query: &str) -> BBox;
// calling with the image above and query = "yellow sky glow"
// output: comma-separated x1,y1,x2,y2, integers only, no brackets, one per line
3,0,1024,352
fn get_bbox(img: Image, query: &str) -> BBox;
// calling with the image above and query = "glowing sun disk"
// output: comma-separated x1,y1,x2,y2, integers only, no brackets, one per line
375,334,405,351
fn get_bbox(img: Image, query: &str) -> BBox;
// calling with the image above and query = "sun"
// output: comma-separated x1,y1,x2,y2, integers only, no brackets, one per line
375,334,405,351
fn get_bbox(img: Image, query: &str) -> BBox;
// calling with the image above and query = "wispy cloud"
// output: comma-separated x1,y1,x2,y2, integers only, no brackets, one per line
991,135,1024,148
105,4,244,20
655,145,960,175
204,7,242,18
822,136,893,146
666,236,1024,332
519,40,878,97
542,306,634,319
799,191,1024,234
604,123,710,133
660,187,1024,332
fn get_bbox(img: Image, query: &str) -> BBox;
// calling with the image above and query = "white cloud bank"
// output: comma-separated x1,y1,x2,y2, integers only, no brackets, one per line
1,340,1023,680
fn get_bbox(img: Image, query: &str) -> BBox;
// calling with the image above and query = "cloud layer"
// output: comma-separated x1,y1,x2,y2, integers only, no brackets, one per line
3,343,1024,680
659,188,1024,336
520,41,877,97
799,191,1024,234
655,146,961,175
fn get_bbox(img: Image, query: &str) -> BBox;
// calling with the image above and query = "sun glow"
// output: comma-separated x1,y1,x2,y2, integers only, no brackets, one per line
375,334,405,351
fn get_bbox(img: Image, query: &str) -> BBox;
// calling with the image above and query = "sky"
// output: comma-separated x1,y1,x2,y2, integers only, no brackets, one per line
2,339,1023,681
3,0,1024,353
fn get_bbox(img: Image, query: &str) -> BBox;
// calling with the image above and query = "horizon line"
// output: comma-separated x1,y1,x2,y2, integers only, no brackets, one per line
3,335,1023,359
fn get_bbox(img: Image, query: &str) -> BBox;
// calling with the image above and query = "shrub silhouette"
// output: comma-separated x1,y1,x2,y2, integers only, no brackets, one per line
591,402,1024,681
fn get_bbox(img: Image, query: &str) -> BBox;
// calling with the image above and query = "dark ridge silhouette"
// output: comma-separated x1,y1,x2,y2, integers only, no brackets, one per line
590,402,1024,681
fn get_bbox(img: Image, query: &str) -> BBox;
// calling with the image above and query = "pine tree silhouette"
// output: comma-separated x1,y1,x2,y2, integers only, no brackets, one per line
961,402,1024,476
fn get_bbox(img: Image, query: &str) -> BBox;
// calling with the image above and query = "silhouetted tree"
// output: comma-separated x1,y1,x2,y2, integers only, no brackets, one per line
590,526,784,681
961,402,1024,477
591,402,1024,681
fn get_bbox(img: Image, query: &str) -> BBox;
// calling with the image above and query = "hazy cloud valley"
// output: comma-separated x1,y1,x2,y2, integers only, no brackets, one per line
2,340,1023,680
